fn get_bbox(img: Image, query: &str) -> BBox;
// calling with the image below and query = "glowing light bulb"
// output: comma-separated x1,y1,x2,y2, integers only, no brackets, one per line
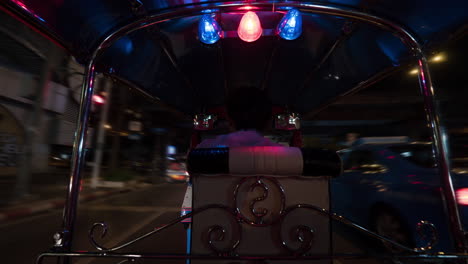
431,53,446,63
409,68,419,75
238,11,263,42
277,9,302,40
198,14,223,44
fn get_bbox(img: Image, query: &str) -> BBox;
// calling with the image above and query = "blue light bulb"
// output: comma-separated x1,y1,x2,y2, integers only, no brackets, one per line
277,9,302,40
198,14,223,44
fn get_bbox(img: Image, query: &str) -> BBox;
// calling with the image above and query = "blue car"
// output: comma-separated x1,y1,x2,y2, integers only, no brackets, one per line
331,140,468,252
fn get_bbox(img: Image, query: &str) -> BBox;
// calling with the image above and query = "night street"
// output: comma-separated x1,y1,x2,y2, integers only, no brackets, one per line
0,183,187,264
0,182,383,264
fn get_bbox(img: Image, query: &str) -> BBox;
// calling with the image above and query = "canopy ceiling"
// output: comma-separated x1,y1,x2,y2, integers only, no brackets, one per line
2,0,467,115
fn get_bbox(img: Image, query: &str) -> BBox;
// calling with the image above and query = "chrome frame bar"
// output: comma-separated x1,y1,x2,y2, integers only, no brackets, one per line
34,252,415,264
61,0,465,253
39,201,437,264
61,63,96,250
36,252,468,262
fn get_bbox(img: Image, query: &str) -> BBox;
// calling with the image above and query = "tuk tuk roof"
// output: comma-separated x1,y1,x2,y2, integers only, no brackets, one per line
2,0,467,115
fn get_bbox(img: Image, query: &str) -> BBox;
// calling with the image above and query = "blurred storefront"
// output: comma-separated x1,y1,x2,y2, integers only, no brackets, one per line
0,11,88,178
0,104,24,175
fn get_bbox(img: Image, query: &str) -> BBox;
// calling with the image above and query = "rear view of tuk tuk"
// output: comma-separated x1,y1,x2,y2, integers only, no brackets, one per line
0,0,467,263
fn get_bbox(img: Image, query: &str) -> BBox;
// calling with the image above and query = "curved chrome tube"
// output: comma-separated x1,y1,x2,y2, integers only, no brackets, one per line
416,57,464,251
64,0,465,253
88,204,239,253
39,251,457,264
62,63,96,249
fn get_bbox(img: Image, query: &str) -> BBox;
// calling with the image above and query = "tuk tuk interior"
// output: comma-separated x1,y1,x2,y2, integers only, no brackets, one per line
1,0,467,263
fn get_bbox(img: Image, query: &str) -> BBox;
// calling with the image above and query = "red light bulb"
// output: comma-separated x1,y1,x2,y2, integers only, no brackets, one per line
92,94,105,104
238,11,262,42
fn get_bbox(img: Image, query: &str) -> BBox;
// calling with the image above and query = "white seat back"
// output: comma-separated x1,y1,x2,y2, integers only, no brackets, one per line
187,146,341,263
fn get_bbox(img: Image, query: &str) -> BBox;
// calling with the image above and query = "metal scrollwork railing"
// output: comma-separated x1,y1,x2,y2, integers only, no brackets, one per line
88,205,243,254
115,258,137,264
89,222,109,251
289,203,439,254
207,225,236,254
249,179,269,221
415,220,438,252
204,207,242,255
234,176,285,226
280,224,315,255
40,201,440,264
86,176,438,257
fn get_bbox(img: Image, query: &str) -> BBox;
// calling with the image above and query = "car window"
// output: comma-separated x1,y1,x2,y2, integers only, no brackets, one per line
389,144,436,168
343,150,375,170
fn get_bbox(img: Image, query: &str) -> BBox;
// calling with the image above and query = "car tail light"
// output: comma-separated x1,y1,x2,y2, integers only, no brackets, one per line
168,174,186,180
456,188,468,205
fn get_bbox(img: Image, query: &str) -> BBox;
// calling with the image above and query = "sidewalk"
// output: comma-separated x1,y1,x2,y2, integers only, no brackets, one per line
0,170,157,224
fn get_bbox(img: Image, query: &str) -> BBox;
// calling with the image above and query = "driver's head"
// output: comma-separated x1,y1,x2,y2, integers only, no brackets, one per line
226,86,272,132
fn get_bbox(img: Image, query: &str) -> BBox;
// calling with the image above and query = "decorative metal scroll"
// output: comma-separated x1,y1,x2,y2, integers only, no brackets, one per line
88,204,240,253
40,202,442,264
203,207,242,255
234,176,285,226
279,209,315,255
83,176,438,258
115,259,137,264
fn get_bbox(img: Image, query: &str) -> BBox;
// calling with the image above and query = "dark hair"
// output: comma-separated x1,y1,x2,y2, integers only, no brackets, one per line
226,87,272,132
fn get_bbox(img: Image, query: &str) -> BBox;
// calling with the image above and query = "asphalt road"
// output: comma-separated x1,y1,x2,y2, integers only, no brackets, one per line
0,183,186,264
0,182,383,264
